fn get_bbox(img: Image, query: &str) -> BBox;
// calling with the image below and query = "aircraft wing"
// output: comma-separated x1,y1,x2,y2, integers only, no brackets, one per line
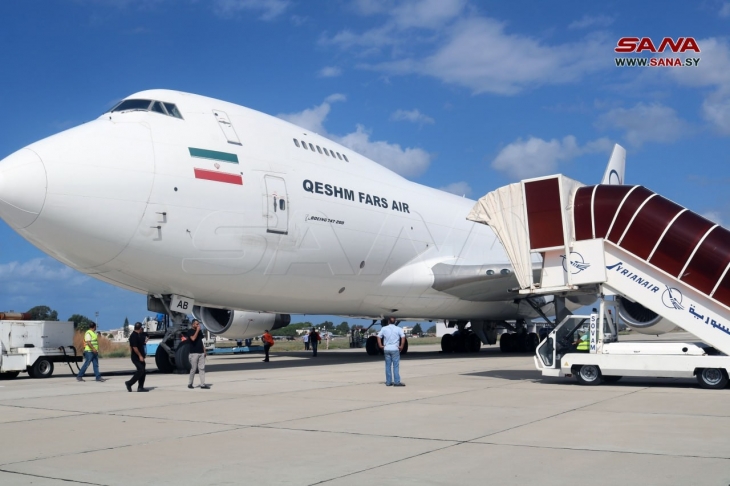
431,262,542,302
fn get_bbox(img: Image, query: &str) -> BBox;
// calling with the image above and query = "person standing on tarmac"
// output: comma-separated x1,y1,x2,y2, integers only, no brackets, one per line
377,317,406,387
187,319,209,389
310,328,321,357
125,322,149,392
303,331,309,351
262,330,275,362
76,322,105,382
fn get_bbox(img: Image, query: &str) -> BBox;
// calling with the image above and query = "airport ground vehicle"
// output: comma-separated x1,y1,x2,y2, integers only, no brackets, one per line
469,174,730,389
0,319,81,379
535,303,730,389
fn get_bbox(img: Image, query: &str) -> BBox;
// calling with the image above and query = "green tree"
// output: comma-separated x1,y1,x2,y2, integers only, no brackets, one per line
68,314,95,331
26,305,59,321
335,322,350,335
123,317,130,338
412,323,423,336
320,321,334,331
426,325,436,334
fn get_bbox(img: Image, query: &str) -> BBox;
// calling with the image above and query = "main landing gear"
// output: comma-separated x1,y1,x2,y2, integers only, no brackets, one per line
491,319,539,353
439,320,496,354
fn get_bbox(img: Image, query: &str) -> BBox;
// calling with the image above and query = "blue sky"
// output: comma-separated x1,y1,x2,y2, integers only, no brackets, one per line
0,0,729,330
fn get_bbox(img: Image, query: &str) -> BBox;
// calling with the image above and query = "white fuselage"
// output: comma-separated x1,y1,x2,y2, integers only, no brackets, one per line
0,90,529,321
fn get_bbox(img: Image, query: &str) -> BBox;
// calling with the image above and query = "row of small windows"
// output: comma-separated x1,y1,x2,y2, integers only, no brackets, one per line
293,138,349,162
108,99,183,119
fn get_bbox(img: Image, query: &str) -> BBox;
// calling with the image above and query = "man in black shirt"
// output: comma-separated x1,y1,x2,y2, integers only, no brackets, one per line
187,319,209,389
125,322,149,392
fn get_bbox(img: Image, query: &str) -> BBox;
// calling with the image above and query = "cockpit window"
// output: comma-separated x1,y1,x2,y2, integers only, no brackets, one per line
111,99,153,113
150,101,166,114
164,103,182,119
108,99,183,120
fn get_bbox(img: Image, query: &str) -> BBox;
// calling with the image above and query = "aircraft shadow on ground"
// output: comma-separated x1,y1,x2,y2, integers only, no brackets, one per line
32,348,541,380
464,369,543,381
463,369,701,389
204,349,490,373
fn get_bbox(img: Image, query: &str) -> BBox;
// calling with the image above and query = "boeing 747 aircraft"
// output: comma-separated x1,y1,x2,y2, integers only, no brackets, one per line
0,90,642,372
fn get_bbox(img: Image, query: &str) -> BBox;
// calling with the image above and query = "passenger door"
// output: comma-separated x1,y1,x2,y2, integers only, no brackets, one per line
265,175,288,235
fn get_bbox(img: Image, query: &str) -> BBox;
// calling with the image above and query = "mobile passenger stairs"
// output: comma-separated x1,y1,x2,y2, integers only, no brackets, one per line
468,174,730,389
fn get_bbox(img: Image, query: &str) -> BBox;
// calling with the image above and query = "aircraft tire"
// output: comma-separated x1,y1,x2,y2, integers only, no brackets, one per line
453,334,467,353
440,334,454,353
175,342,192,373
155,344,175,373
499,333,512,353
467,333,481,353
527,332,540,352
366,336,380,356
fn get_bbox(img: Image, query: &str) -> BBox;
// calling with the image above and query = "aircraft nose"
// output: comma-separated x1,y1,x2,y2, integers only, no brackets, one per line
0,148,47,229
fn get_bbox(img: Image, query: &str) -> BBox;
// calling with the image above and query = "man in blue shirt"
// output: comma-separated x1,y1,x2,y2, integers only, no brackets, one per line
377,317,406,387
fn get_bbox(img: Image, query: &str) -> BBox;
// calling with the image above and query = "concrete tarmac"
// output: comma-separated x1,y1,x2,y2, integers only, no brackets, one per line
0,337,729,485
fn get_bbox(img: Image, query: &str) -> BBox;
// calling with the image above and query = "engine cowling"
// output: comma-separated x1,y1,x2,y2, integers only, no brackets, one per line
617,296,676,334
192,306,290,340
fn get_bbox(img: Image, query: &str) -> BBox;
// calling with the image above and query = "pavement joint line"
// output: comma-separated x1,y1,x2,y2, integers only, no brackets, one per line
256,383,502,428
463,386,650,443
0,424,251,468
0,467,107,485
257,424,461,443
469,440,730,461
0,412,84,425
0,393,249,415
306,442,461,486
569,408,730,419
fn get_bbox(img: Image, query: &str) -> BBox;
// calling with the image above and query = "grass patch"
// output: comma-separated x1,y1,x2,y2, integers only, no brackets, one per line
73,331,130,358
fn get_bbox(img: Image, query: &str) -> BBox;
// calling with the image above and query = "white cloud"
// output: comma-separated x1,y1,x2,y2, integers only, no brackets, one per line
702,211,723,225
438,181,472,197
318,66,343,78
370,18,607,95
568,14,614,30
213,0,290,20
720,3,730,18
338,125,431,177
278,96,432,177
277,94,346,134
324,9,609,95
390,109,435,125
492,135,611,180
0,258,89,297
662,37,730,134
596,103,689,147
703,94,730,134
352,0,391,16
390,0,467,29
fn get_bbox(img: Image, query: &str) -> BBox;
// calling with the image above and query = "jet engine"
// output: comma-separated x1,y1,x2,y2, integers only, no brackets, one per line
617,296,676,334
192,306,290,340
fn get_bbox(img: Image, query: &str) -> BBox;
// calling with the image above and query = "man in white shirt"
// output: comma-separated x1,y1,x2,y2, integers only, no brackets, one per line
377,317,406,387
303,332,309,351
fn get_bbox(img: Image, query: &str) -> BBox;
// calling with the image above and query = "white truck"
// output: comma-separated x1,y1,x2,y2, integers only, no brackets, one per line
535,301,730,389
0,320,81,379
